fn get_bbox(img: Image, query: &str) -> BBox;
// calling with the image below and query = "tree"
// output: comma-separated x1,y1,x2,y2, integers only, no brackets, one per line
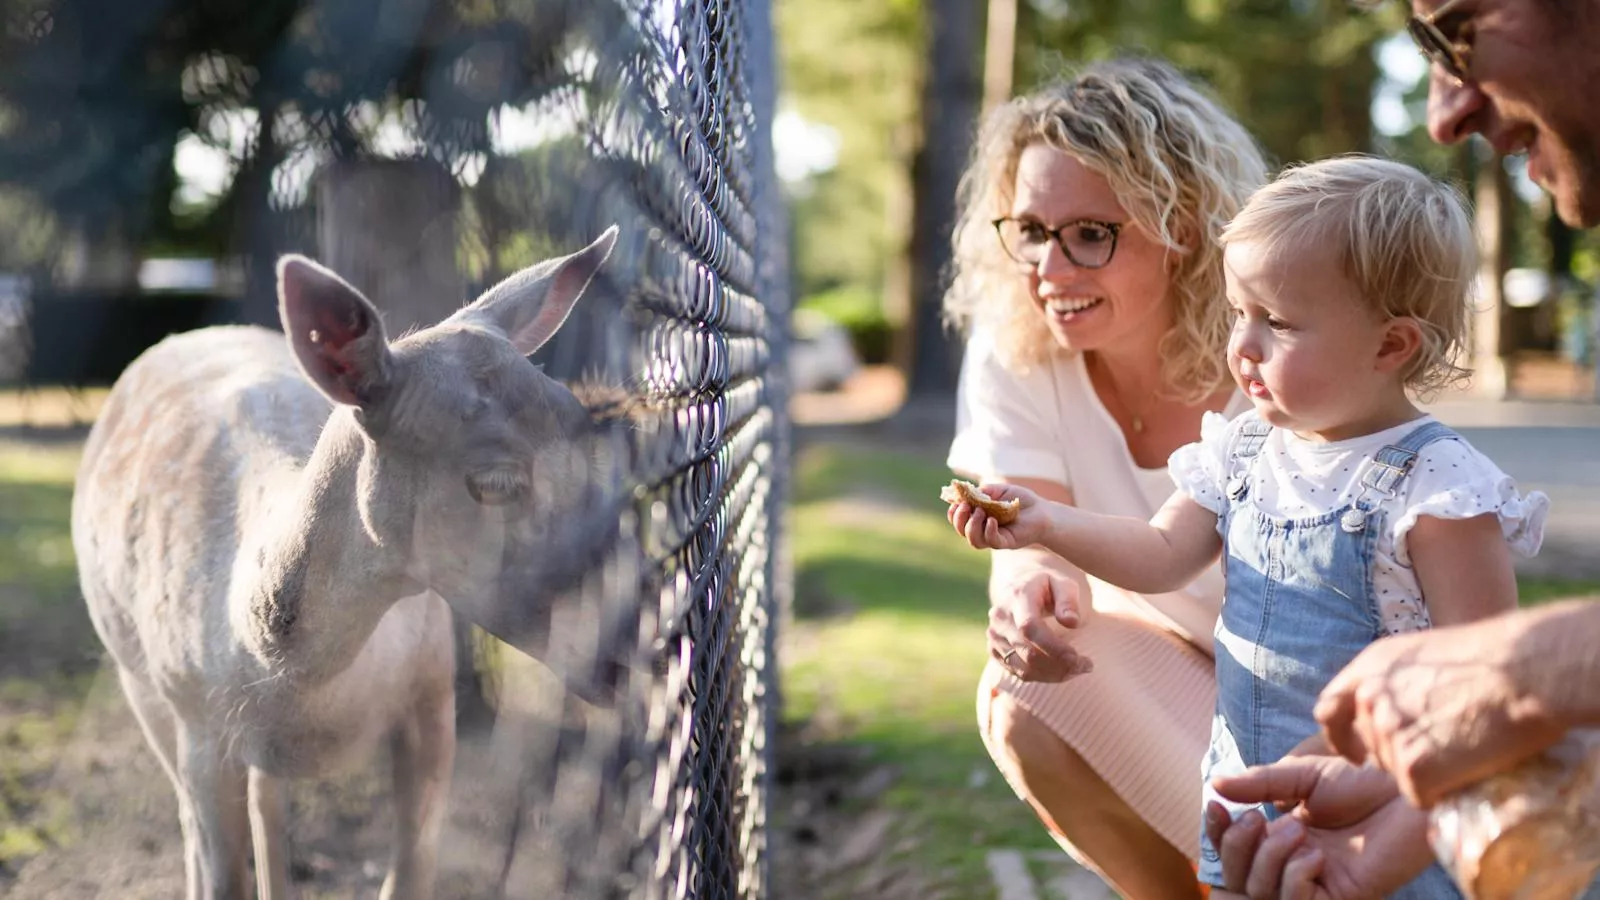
902,0,984,397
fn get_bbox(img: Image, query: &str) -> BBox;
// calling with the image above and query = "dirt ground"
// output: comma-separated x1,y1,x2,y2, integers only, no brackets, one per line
1,646,644,899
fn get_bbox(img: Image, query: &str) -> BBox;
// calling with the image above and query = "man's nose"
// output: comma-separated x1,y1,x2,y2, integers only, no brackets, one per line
1426,65,1485,145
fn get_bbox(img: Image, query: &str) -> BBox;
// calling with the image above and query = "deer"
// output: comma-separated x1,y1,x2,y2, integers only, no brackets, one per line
70,227,630,900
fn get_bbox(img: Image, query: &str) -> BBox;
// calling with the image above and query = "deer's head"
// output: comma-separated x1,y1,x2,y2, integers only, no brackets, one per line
276,228,623,652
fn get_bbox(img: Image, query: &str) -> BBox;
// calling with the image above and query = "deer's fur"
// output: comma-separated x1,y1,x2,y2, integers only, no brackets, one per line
71,228,622,900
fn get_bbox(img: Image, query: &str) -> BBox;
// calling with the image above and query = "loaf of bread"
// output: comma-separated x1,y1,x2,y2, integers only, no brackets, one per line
1430,729,1600,900
939,479,1021,525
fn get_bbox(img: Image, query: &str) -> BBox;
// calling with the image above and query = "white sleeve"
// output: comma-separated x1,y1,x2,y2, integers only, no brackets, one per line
1167,411,1239,517
946,329,1069,485
1391,438,1551,564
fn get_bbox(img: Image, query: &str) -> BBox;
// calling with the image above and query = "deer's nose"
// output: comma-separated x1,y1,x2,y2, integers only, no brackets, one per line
1426,66,1486,146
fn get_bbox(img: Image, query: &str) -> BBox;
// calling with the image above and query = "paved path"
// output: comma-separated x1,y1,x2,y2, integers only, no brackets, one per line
1425,398,1600,579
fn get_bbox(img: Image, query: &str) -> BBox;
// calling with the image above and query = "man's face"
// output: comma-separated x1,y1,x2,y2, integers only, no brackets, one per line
1419,0,1600,226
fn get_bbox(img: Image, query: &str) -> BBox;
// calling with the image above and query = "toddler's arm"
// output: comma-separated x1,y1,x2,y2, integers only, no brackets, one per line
1408,513,1518,626
952,485,1222,595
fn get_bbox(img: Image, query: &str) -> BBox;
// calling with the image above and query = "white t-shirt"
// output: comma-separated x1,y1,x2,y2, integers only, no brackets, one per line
1169,412,1550,634
947,328,1250,651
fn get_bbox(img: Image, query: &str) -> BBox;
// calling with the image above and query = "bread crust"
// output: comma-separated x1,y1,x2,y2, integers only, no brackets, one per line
939,479,1021,525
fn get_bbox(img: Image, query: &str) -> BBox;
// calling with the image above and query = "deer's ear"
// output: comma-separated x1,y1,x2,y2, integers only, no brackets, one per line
277,255,393,408
466,226,618,356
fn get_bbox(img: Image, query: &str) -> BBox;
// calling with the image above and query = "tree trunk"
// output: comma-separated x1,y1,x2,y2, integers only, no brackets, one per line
236,103,292,328
903,0,984,398
1472,149,1513,398
315,157,465,335
315,156,491,724
982,0,1017,115
58,214,140,292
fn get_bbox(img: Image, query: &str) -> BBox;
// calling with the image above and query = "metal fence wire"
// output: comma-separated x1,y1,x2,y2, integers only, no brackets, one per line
0,0,788,897
469,1,790,896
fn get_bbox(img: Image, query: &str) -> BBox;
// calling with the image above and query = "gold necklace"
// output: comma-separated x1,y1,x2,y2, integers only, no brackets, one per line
1092,356,1157,434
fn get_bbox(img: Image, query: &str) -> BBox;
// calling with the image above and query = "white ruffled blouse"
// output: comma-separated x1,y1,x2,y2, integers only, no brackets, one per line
1169,412,1550,635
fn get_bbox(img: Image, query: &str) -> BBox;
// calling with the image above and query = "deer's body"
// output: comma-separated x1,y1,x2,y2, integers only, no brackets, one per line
72,230,620,900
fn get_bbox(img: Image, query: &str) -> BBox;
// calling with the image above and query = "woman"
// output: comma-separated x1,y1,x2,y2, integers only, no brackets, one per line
943,57,1268,898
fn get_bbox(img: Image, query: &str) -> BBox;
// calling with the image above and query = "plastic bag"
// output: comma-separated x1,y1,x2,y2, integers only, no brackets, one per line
1428,729,1600,900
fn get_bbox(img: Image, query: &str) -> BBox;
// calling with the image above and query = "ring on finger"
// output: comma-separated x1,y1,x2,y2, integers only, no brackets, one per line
1001,648,1019,664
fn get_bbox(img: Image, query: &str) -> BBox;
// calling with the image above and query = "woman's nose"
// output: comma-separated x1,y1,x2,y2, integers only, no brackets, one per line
1426,65,1486,146
1035,240,1078,281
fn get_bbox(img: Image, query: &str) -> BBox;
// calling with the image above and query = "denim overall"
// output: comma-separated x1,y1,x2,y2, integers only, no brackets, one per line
1197,416,1463,899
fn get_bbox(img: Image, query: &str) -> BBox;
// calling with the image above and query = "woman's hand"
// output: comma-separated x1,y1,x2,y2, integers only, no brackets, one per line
1203,755,1436,900
1314,615,1569,808
948,482,1051,551
986,562,1093,682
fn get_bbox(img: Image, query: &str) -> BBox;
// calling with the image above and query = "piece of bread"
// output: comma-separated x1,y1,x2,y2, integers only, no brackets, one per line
939,479,1021,525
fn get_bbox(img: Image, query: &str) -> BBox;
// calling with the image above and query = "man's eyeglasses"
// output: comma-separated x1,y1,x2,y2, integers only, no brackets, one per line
1406,0,1471,85
992,217,1123,270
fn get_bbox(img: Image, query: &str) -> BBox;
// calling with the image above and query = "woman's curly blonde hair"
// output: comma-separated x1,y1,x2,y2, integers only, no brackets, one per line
943,57,1268,401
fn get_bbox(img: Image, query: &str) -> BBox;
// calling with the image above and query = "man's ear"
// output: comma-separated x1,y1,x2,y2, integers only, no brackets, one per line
1375,316,1425,376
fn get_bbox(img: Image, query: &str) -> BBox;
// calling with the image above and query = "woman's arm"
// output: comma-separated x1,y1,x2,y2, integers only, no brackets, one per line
1407,513,1518,627
981,478,1096,682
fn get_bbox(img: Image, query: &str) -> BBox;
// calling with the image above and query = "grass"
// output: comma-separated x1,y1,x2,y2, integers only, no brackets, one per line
0,438,98,878
782,443,1058,895
781,439,1600,897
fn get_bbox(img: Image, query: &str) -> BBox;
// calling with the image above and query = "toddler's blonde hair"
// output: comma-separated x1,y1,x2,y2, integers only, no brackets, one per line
1221,155,1476,398
943,57,1268,401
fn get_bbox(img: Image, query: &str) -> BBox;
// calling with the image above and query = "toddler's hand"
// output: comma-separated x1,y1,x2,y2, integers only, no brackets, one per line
947,483,1047,550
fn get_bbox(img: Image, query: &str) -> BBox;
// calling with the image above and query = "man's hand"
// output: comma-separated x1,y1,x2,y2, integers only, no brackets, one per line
1314,616,1569,808
985,564,1092,682
1204,755,1436,900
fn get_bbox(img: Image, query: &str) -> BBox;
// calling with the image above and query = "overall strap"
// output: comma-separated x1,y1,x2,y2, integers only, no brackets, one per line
1341,419,1459,533
1357,420,1458,495
1225,416,1273,502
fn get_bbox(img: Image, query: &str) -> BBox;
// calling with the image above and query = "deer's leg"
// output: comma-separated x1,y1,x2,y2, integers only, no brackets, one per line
381,686,456,900
176,725,253,900
248,766,291,900
116,669,215,897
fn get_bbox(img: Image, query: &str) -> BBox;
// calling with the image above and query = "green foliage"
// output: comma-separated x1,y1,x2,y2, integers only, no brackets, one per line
775,0,920,299
1016,0,1395,167
800,284,894,364
776,0,1407,365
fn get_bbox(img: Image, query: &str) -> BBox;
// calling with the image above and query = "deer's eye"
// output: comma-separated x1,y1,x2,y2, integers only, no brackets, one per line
466,468,530,506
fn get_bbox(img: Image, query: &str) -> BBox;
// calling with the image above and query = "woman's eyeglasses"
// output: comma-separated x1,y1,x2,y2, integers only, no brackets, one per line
1406,0,1471,85
992,217,1122,270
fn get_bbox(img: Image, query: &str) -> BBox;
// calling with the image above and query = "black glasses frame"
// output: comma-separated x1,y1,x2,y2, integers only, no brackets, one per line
991,217,1123,270
1405,0,1471,85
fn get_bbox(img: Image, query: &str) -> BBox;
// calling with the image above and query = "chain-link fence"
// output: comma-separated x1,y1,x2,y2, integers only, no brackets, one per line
0,0,787,896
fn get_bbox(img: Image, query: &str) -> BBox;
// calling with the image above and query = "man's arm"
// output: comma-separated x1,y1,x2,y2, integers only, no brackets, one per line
1315,599,1600,807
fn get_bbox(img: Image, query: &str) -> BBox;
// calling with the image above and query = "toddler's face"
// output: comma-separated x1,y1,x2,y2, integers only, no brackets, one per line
1223,239,1402,441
